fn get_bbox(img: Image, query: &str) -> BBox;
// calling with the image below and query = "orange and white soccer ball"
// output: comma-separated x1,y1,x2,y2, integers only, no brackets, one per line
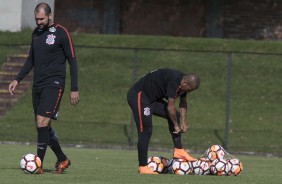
20,153,41,174
147,156,168,174
210,159,230,176
171,158,193,175
206,145,225,161
227,158,243,176
190,159,211,175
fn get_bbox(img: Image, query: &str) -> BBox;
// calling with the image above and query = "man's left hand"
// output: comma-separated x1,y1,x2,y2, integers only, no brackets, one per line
70,91,79,106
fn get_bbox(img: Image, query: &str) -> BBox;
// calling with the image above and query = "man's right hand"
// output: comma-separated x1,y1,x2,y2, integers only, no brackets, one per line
8,80,18,95
180,121,188,133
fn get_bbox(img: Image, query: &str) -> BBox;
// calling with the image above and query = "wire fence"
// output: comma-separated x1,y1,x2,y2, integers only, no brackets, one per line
0,44,281,156
123,47,282,155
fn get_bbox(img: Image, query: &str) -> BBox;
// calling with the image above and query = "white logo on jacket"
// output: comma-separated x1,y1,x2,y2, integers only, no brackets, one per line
46,34,56,45
49,27,56,32
144,107,150,116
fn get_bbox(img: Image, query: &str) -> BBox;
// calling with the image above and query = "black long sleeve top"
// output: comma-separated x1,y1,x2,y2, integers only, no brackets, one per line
15,23,78,91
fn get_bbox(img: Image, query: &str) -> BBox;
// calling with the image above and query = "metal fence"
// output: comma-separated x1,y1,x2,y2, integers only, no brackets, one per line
0,44,281,156
117,47,282,155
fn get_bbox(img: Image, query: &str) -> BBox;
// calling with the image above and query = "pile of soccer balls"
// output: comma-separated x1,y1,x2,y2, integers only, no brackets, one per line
147,145,243,176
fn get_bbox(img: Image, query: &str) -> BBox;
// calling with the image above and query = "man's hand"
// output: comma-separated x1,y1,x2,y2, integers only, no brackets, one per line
180,121,188,133
173,125,183,134
70,91,79,106
167,98,183,134
8,80,18,95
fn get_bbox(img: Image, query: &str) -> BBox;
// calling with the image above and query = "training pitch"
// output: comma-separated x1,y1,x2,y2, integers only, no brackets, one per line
0,144,281,184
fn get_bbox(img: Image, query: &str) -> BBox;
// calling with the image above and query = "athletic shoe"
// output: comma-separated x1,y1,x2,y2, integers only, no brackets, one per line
54,160,60,168
173,148,197,161
37,167,43,174
54,158,69,168
138,166,158,174
53,158,71,174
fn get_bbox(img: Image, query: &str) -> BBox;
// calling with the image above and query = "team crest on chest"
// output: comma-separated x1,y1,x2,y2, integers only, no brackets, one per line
46,34,56,45
144,107,150,116
49,27,56,32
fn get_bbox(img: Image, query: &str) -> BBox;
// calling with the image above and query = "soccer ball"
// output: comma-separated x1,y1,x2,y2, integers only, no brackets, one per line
227,158,243,176
210,159,229,176
190,159,211,175
171,158,193,175
20,153,41,174
147,156,168,173
206,145,225,161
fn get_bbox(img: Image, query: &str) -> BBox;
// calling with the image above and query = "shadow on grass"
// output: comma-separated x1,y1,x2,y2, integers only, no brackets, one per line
2,167,56,174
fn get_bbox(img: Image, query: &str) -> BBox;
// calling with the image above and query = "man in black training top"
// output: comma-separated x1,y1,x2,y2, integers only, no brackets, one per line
8,3,79,174
127,68,200,174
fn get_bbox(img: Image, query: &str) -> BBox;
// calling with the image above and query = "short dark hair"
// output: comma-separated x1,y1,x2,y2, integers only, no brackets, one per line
35,3,52,15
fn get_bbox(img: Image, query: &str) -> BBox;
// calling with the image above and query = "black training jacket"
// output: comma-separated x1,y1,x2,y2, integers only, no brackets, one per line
133,68,186,102
15,23,78,91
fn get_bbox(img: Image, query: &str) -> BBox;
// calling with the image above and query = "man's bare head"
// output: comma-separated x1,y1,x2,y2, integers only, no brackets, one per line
34,3,52,30
180,74,200,92
35,3,51,15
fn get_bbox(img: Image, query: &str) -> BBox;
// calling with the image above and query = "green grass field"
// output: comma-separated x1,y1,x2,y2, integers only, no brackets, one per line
0,144,281,184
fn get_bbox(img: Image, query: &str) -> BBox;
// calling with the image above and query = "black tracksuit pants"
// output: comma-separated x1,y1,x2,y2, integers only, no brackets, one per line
127,87,183,166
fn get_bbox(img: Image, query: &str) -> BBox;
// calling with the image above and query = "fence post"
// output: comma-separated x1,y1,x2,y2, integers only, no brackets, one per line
129,49,139,146
224,52,232,151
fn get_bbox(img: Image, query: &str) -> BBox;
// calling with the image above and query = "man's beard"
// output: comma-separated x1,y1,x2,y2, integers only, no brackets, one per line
37,19,50,30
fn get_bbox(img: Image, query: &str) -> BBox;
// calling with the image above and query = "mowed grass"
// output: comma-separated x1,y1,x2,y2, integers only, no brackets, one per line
0,144,281,184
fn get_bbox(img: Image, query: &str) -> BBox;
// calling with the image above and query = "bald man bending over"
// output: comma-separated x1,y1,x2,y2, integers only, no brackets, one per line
127,68,200,174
